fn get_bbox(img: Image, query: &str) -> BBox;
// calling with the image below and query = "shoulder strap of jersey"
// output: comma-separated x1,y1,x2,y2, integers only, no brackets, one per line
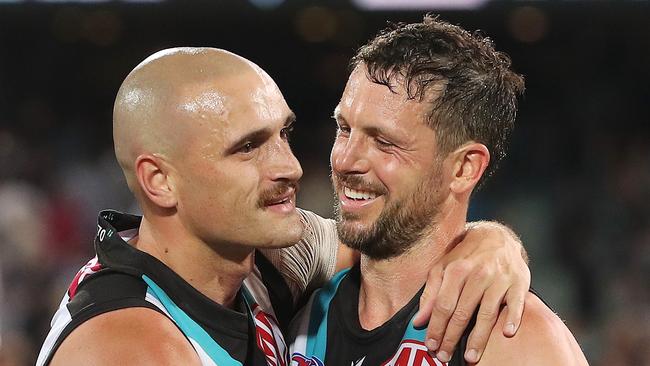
37,271,165,366
298,268,350,362
142,275,241,366
397,309,470,366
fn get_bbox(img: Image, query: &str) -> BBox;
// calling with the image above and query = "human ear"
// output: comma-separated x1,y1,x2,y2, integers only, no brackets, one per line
134,154,178,209
449,143,490,194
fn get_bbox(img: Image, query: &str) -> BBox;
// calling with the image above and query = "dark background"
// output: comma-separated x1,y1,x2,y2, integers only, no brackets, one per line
0,1,648,364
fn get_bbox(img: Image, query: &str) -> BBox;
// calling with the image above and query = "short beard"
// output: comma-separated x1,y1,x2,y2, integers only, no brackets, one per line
334,171,442,260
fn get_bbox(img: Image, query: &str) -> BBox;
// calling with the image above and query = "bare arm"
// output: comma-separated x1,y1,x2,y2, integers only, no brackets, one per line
477,292,588,365
412,221,531,364
50,308,201,366
298,215,531,364
267,209,530,362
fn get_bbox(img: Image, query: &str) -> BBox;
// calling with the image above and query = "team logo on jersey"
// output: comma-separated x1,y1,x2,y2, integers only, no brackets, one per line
251,303,288,366
381,340,447,366
291,353,324,366
67,256,102,298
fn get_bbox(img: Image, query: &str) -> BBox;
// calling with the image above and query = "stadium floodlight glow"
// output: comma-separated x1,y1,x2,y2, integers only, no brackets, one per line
248,0,285,10
351,0,491,11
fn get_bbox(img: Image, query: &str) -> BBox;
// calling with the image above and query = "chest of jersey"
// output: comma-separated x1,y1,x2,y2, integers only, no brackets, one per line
289,268,464,366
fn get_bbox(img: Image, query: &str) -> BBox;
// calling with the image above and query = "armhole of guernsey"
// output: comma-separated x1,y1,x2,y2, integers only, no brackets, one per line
290,268,350,364
141,275,244,366
37,272,167,366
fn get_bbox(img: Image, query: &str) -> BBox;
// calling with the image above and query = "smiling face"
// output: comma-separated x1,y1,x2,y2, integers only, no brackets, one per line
331,66,448,259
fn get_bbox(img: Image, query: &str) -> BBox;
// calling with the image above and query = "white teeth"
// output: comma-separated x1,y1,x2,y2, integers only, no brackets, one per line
344,187,377,200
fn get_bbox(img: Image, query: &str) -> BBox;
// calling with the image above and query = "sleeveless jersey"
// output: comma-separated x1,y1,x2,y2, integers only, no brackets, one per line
37,210,293,366
289,265,471,366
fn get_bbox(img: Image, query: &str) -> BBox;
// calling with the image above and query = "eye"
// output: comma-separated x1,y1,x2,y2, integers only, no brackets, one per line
281,125,294,141
336,125,351,137
238,142,256,154
375,137,394,148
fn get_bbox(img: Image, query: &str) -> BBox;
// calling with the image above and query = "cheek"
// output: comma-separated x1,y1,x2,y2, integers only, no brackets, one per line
372,151,402,179
217,166,260,203
182,162,260,206
372,152,423,194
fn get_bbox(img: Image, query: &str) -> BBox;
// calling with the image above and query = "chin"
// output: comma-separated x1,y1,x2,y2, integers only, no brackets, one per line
338,222,370,242
260,213,304,248
339,213,376,233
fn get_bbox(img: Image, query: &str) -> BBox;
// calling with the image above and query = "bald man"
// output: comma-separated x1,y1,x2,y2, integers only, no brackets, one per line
36,48,530,365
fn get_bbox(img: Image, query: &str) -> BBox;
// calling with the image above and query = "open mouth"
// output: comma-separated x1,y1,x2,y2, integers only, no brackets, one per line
344,186,378,201
339,185,384,213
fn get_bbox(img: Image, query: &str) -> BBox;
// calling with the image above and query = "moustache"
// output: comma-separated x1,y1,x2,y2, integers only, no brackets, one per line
333,173,388,196
257,181,299,208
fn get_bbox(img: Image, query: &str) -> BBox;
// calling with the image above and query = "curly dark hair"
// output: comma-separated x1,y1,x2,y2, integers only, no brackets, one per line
351,14,525,180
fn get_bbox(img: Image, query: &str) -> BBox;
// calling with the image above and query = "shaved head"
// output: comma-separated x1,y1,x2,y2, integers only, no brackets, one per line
113,47,280,192
112,47,302,249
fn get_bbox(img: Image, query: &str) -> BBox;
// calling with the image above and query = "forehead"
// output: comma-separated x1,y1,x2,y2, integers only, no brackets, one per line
172,73,291,150
337,67,431,130
176,69,287,117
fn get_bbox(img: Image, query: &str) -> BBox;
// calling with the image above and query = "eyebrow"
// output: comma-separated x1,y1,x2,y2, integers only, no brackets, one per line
332,107,407,146
332,107,381,136
332,106,342,122
226,112,296,154
285,112,296,127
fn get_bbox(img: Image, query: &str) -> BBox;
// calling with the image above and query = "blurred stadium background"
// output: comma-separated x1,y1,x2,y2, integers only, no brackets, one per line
0,0,648,364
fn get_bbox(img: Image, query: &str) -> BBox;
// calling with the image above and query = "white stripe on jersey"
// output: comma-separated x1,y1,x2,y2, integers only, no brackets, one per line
36,294,72,366
243,265,279,320
189,338,220,366
37,262,282,366
144,291,173,319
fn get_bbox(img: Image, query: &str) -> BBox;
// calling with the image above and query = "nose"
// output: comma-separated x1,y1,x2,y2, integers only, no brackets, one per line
267,138,303,183
331,133,370,175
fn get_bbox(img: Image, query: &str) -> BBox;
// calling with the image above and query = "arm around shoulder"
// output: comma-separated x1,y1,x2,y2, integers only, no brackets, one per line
478,293,589,366
50,307,201,366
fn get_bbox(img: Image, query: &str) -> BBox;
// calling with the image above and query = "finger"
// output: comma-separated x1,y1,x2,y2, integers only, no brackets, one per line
502,284,527,337
435,266,494,363
423,260,470,354
463,284,507,364
413,265,444,327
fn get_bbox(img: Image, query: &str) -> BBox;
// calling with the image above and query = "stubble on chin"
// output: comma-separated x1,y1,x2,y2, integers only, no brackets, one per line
334,177,441,260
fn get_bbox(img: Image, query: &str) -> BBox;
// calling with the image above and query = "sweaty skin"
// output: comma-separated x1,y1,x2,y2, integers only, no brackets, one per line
114,48,288,194
53,48,305,365
46,48,531,365
330,65,586,365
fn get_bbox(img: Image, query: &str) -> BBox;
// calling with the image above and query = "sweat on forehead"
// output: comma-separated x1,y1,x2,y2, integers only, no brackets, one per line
129,48,278,115
112,47,273,170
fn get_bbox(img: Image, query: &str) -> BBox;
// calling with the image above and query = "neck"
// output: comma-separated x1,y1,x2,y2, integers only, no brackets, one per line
358,204,467,330
132,214,254,309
